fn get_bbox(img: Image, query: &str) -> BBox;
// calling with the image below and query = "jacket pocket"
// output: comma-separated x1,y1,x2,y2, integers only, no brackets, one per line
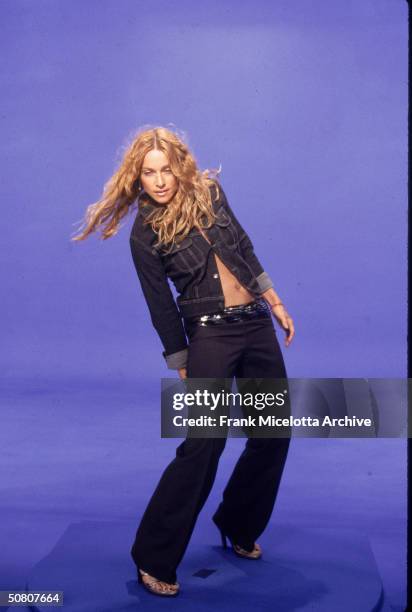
213,207,239,249
167,236,193,254
161,236,204,275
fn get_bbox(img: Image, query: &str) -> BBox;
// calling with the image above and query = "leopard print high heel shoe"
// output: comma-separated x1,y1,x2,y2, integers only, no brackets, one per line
137,568,180,597
212,511,262,559
218,528,262,559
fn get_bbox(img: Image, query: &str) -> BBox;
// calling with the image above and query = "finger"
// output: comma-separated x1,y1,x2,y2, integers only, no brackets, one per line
283,325,291,345
285,321,295,345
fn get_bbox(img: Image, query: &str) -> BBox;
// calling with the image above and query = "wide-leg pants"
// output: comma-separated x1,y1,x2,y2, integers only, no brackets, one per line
130,314,290,584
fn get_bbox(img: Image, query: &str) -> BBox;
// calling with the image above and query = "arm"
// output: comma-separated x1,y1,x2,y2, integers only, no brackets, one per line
216,182,274,294
129,236,188,369
215,182,295,346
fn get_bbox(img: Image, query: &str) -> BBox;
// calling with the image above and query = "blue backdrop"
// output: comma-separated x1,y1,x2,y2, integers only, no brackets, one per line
0,1,407,609
1,0,407,382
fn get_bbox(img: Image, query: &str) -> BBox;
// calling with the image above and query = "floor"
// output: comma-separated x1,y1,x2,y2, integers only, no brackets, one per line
0,377,406,611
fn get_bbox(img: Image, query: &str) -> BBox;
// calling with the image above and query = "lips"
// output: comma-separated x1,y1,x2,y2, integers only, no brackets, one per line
155,190,169,196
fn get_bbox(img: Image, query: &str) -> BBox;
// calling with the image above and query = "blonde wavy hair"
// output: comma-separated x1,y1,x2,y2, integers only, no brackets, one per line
71,125,222,251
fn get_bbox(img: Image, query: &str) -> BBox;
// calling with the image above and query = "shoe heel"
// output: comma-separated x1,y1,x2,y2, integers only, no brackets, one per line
213,512,229,549
219,529,228,549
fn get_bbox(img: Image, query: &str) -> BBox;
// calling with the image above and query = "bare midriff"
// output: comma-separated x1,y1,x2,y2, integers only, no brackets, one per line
197,227,255,307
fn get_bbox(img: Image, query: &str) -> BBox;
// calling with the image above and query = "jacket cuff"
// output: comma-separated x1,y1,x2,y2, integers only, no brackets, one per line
256,271,274,293
162,348,188,370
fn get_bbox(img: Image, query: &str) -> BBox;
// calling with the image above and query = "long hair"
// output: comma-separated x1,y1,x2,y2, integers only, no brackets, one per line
71,125,222,250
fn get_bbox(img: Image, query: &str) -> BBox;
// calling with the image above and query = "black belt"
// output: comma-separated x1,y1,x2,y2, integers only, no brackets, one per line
189,298,271,326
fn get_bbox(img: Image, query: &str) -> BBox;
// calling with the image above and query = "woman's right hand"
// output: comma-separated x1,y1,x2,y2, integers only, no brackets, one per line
178,367,187,379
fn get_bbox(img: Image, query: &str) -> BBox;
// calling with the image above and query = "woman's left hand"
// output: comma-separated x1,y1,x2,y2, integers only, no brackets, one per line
271,304,295,347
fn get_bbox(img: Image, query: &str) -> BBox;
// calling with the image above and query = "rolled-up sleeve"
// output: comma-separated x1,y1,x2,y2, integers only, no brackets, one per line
129,236,188,369
216,182,274,294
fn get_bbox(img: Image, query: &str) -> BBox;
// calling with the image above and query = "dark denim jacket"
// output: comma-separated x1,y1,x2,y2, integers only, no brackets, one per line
129,181,274,369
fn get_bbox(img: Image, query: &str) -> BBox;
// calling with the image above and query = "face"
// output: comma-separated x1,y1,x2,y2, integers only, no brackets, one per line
140,149,179,205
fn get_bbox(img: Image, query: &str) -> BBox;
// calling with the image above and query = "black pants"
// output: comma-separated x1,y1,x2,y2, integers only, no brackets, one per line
130,315,290,583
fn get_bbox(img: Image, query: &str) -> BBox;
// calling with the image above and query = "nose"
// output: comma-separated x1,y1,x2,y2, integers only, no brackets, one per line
155,172,166,188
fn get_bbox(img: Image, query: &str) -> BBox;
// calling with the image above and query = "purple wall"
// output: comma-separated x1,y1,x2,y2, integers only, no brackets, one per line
0,3,407,606
1,0,407,383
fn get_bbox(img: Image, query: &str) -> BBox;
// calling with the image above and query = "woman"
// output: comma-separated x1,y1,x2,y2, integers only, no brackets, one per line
72,126,295,597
